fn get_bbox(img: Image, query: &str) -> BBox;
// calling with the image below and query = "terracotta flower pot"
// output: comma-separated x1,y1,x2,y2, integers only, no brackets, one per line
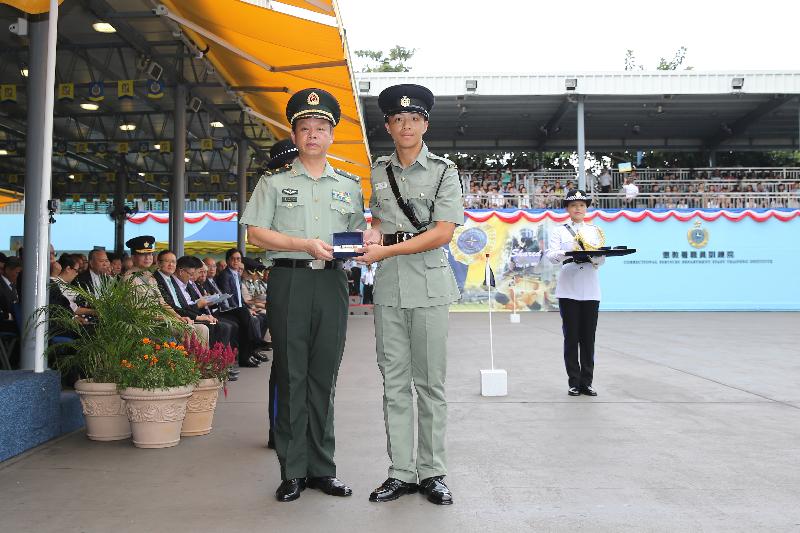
74,379,131,441
120,385,195,449
181,378,222,437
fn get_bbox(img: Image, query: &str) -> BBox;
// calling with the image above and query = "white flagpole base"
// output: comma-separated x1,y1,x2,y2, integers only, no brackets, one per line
509,313,520,323
480,368,508,397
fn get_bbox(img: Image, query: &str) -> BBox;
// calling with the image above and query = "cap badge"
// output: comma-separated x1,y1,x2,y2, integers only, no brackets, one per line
400,96,411,107
575,191,583,198
307,92,320,106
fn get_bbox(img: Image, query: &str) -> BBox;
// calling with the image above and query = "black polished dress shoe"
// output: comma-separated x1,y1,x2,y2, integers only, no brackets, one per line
369,477,418,502
306,476,352,497
568,387,581,396
253,351,270,363
227,373,239,382
240,356,261,368
228,367,240,375
419,476,453,505
276,478,306,502
580,385,598,396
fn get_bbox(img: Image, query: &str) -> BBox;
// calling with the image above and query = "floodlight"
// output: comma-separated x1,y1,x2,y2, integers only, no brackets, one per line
731,77,744,90
565,78,578,90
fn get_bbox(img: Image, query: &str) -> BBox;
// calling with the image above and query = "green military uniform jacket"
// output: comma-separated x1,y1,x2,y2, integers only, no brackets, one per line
240,159,367,258
369,144,463,308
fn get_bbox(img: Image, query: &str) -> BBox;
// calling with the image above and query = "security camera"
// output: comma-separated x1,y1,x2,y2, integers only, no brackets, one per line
9,18,28,36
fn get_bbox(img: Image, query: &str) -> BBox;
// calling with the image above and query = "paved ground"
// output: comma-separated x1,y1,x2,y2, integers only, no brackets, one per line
2,312,799,532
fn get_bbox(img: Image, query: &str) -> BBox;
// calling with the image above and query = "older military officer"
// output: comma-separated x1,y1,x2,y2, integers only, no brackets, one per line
240,88,366,503
358,84,463,505
122,236,210,346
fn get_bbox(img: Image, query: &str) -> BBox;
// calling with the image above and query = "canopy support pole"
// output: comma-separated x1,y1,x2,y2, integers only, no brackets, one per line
577,96,586,190
169,83,187,257
21,0,59,372
237,139,248,255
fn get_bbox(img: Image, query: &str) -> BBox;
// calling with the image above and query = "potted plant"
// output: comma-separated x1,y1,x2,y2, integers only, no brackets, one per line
118,338,200,448
44,277,181,441
181,334,237,437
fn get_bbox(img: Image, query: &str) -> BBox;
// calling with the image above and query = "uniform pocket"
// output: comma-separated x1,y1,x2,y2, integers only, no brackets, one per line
330,200,355,227
423,250,451,297
274,201,305,232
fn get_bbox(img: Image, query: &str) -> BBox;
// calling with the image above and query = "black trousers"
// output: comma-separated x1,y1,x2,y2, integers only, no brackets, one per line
558,298,599,388
267,266,348,480
218,306,255,365
362,284,373,304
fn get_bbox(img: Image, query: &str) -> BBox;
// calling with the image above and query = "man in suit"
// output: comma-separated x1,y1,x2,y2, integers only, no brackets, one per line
0,253,18,332
74,249,111,296
215,248,263,367
154,250,236,352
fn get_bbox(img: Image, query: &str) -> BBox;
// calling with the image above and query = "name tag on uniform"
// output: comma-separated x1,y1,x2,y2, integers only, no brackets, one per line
281,188,298,195
332,190,351,203
281,197,297,202
374,181,389,191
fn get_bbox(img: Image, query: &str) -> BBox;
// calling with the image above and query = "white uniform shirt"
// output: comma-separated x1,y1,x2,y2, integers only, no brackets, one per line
546,222,605,301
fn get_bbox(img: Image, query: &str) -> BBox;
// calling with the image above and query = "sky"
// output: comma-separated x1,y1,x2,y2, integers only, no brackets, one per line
334,0,798,73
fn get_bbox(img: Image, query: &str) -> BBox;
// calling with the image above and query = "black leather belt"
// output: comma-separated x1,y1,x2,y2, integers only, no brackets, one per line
383,231,425,245
273,259,344,270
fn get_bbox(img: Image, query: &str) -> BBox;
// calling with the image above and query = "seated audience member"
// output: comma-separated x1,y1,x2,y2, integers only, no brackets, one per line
0,253,17,333
155,251,236,353
215,249,266,366
123,237,210,347
74,249,111,296
121,254,133,274
107,253,123,277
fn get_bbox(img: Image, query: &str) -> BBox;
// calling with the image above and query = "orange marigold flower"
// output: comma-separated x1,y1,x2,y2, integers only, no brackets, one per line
142,338,151,344
169,341,177,348
163,342,169,348
177,345,185,351
143,354,149,360
155,345,161,351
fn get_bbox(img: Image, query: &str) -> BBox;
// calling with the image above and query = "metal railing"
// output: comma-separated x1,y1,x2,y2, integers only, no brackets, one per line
464,192,800,210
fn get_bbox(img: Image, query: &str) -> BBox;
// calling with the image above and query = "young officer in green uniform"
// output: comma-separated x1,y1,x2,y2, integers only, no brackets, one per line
239,88,366,503
358,84,463,505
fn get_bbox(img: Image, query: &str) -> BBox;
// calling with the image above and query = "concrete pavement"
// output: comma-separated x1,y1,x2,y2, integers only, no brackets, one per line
1,312,799,532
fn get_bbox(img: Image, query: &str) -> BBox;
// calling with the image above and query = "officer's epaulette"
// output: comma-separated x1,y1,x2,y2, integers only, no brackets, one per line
371,155,391,168
334,168,360,182
426,151,457,169
260,164,292,179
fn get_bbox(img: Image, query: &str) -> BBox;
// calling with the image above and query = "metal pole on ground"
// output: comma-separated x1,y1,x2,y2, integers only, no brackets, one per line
21,1,59,372
169,84,187,257
577,96,586,190
237,139,248,255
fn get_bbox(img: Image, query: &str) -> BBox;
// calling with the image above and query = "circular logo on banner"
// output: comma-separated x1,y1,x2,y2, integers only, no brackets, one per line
687,221,709,248
452,225,496,265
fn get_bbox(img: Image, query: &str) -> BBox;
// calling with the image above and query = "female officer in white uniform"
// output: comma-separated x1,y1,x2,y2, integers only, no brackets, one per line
545,190,605,396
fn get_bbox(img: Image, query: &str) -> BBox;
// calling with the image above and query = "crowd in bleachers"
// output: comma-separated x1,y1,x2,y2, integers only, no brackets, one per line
460,167,800,209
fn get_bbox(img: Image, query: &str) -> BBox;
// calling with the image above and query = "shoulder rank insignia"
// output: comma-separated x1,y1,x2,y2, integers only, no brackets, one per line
426,151,456,169
333,168,360,182
372,155,391,168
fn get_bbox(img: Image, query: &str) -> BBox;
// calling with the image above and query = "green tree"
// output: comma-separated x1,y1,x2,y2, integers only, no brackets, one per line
624,46,692,70
354,45,416,72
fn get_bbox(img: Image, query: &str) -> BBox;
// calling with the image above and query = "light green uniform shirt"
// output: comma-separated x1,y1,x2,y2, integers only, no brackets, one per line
369,144,463,308
240,159,367,261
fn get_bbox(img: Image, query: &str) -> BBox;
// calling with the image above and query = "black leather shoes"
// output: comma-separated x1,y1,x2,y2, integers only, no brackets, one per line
306,476,352,497
419,476,453,505
240,356,261,368
581,385,598,396
369,478,418,502
253,351,270,363
568,387,580,396
276,478,306,502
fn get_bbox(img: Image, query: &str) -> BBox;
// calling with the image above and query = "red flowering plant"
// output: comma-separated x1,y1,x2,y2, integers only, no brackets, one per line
182,333,237,386
117,338,201,391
